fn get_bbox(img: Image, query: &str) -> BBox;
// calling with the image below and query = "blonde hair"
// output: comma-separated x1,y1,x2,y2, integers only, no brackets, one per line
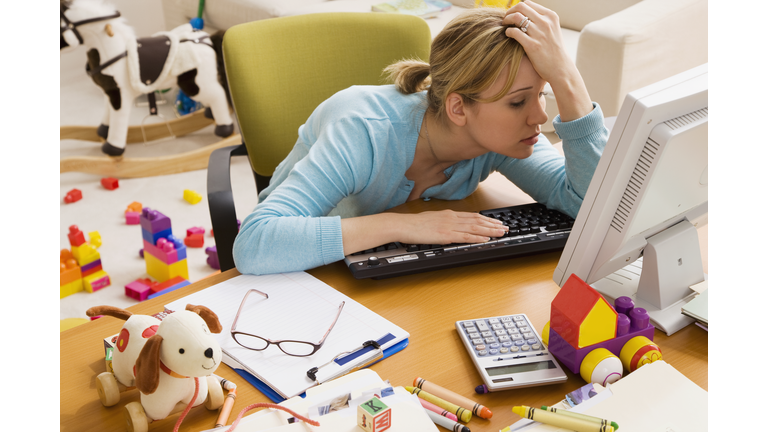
384,8,525,124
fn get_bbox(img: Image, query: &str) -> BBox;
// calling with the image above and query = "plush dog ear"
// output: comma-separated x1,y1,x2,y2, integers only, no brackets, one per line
135,334,163,394
86,305,132,321
185,304,223,334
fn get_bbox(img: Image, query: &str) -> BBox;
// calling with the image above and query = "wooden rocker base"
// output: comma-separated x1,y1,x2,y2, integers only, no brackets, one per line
60,109,214,143
60,134,241,178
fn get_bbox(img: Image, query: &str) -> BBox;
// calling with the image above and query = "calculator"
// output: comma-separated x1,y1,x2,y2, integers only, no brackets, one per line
455,314,567,391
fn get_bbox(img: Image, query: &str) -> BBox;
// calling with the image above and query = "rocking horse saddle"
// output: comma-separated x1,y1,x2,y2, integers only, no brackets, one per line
136,35,172,86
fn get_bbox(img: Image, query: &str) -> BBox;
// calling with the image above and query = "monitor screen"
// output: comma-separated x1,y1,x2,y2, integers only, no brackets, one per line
553,64,708,335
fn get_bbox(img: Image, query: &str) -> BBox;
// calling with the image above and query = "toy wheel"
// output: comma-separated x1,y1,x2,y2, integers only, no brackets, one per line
124,401,148,432
96,372,121,407
204,375,225,410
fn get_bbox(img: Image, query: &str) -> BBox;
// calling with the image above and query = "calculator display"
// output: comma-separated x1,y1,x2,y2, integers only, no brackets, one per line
486,360,556,376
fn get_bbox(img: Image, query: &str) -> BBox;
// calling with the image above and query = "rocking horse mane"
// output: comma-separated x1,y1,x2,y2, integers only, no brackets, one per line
65,0,135,39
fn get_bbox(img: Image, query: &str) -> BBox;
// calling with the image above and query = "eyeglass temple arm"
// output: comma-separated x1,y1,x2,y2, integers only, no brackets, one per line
316,301,345,345
231,289,269,331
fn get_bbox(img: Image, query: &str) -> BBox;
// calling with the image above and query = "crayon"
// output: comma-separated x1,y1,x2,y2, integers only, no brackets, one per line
425,409,471,432
512,406,615,432
405,386,472,422
541,406,619,431
414,377,493,419
215,388,237,427
474,384,490,394
417,397,459,422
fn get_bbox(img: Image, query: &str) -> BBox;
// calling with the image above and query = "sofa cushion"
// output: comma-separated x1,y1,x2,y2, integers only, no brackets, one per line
536,0,643,31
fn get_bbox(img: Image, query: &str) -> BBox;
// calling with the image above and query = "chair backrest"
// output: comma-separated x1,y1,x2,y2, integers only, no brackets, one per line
222,12,432,182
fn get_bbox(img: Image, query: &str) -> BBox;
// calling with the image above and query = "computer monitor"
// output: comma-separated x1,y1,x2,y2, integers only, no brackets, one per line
553,64,708,336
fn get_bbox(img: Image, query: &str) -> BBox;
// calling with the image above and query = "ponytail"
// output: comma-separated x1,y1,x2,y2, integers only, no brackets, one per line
384,59,431,94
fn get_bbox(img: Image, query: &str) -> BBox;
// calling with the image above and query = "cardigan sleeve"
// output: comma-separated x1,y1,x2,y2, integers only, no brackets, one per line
232,117,376,275
496,103,608,218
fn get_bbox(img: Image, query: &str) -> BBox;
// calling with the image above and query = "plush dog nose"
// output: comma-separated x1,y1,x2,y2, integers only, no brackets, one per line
205,348,213,358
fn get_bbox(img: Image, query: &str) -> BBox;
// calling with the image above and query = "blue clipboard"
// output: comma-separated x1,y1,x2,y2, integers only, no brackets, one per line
231,334,409,403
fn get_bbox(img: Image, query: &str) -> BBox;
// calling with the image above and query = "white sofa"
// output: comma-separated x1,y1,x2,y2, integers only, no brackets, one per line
161,0,707,132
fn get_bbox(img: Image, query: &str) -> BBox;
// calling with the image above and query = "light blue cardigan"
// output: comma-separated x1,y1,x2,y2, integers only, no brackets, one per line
233,85,608,275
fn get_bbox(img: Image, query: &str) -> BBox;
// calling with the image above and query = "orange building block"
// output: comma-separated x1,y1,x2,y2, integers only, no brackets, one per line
550,274,617,349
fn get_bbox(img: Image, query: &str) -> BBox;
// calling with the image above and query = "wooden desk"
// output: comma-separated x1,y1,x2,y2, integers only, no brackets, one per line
61,175,708,432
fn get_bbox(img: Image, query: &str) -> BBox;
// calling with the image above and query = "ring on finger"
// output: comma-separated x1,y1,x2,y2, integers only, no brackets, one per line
518,16,531,33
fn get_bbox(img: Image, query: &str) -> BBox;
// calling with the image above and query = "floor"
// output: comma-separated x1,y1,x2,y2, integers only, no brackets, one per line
60,45,260,321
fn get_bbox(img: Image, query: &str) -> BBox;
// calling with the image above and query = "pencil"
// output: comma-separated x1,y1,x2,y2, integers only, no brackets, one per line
414,377,493,419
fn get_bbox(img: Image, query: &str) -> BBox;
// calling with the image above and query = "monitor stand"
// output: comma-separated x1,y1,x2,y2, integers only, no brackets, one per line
590,220,705,336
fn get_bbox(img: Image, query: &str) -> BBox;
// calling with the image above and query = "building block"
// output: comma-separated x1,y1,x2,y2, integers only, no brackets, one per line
145,253,189,283
550,274,617,349
140,208,172,234
143,239,181,264
125,202,143,214
147,277,191,300
183,189,202,204
126,211,140,225
88,231,102,248
60,253,82,286
60,278,84,298
101,177,119,190
149,276,188,295
357,397,392,432
81,261,103,277
73,243,100,266
184,233,204,248
64,188,82,203
141,227,173,246
186,227,206,237
67,225,86,247
83,270,111,293
205,246,220,270
125,279,153,301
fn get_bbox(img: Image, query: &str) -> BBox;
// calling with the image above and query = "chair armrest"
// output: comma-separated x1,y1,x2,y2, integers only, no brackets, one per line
575,0,707,117
207,143,249,272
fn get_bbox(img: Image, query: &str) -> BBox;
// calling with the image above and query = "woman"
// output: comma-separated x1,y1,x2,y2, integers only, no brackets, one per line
233,2,608,275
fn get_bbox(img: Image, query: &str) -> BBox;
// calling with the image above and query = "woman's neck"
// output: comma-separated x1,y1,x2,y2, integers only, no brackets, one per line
415,111,484,173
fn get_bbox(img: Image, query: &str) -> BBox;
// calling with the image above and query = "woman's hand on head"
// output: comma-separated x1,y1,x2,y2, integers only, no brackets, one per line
396,210,508,246
502,1,593,122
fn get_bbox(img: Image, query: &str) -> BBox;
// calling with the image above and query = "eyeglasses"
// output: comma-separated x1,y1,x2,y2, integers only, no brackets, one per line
230,288,345,357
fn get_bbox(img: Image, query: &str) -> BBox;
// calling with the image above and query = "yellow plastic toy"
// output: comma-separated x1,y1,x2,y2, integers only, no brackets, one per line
579,348,623,386
619,336,663,373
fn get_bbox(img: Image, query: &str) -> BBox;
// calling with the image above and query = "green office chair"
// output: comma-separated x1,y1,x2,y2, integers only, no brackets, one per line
207,12,432,272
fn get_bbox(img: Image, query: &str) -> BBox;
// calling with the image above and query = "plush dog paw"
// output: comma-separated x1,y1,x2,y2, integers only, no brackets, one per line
97,124,109,139
102,141,125,157
214,124,234,137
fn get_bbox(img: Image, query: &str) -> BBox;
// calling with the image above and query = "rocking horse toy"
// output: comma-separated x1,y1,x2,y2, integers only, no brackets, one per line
60,0,238,177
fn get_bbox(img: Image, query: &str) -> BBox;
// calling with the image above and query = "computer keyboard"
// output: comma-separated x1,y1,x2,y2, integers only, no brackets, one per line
344,202,575,279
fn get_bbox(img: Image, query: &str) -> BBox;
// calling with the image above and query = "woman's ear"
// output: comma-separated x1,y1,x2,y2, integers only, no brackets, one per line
445,93,467,127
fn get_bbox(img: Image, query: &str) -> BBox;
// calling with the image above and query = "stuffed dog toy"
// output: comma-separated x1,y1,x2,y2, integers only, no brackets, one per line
87,304,224,430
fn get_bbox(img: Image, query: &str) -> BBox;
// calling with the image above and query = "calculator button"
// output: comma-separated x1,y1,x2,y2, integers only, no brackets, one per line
502,341,513,347
507,328,520,335
472,338,483,345
475,344,486,351
522,345,530,351
475,321,490,331
515,340,525,346
489,349,499,355
500,347,509,353
501,317,512,323
513,316,524,321
464,325,477,333
484,337,496,344
520,326,531,333
468,332,480,339
527,338,537,345
488,318,500,325
516,321,526,327
510,346,519,352
523,332,534,339
462,322,475,328
503,322,515,329
495,330,506,336
511,334,523,341
489,342,500,349
478,350,488,356
498,335,510,342
491,324,503,330
532,343,541,350
481,331,493,338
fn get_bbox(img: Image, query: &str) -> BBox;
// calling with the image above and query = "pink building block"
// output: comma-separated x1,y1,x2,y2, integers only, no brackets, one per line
126,211,140,225
125,280,152,301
